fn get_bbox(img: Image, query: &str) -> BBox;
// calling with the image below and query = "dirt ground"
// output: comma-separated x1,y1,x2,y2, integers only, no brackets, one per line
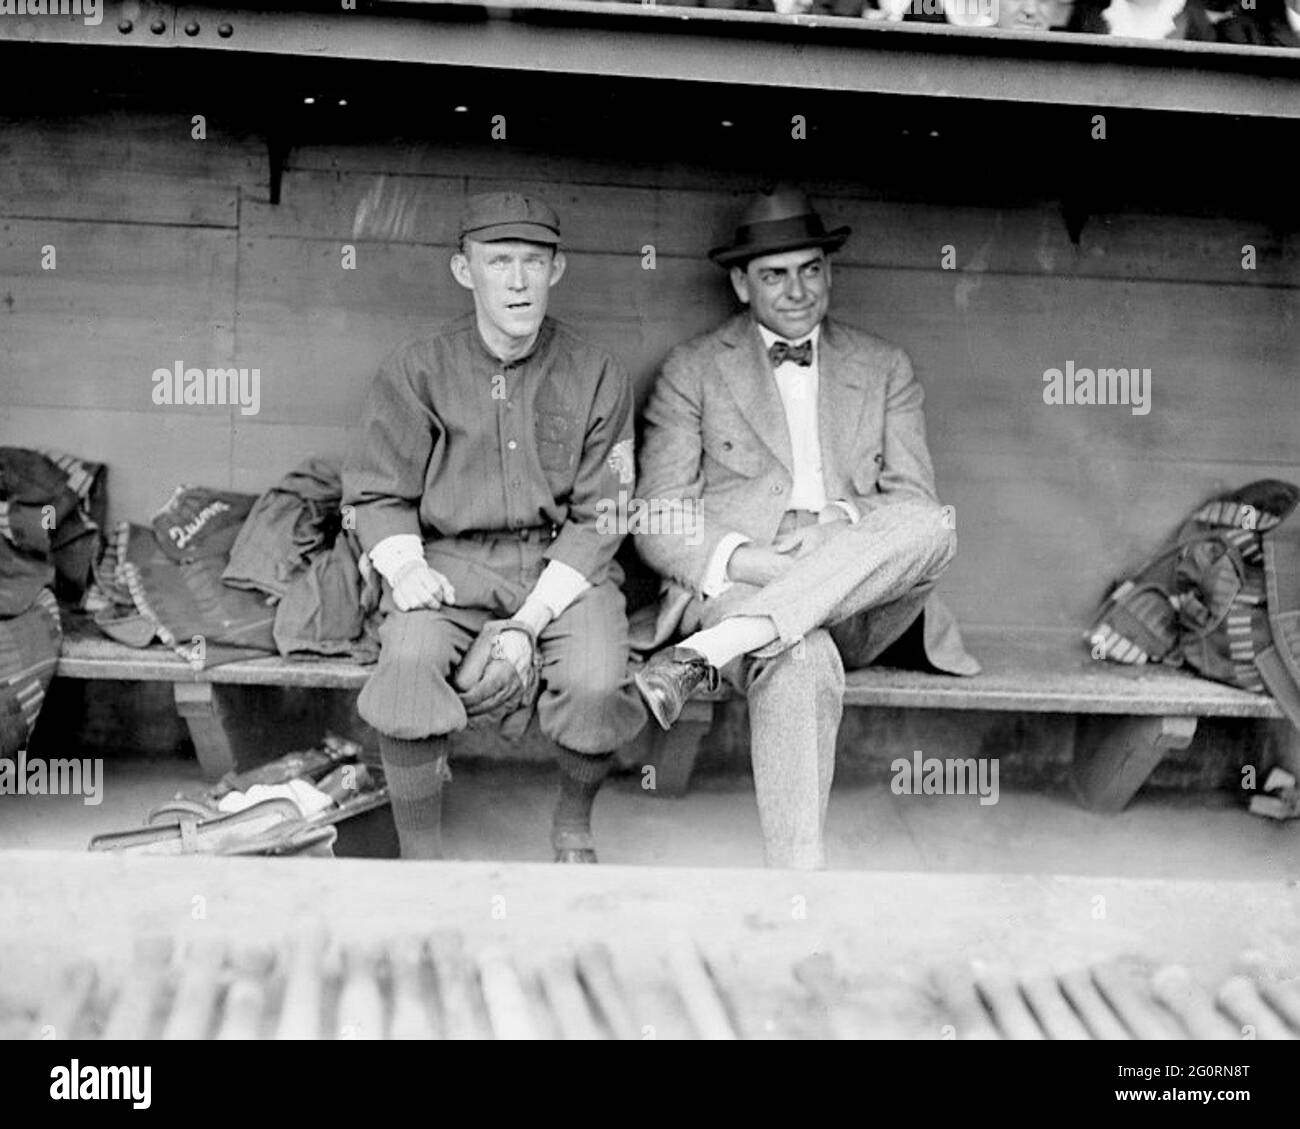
2,752,1295,877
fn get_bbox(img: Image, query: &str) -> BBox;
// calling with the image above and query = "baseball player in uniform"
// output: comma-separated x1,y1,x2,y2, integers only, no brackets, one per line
343,192,646,863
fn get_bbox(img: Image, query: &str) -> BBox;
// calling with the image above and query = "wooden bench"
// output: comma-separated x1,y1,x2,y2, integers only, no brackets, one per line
638,628,1297,812
55,618,376,782
56,618,1296,813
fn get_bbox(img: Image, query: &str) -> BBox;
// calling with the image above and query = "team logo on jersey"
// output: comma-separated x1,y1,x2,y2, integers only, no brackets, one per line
607,439,635,485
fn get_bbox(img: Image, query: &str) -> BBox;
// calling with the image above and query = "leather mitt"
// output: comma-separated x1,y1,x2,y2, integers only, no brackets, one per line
453,618,541,721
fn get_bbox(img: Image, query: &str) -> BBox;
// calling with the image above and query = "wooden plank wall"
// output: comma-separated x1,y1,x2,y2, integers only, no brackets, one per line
2,108,1297,644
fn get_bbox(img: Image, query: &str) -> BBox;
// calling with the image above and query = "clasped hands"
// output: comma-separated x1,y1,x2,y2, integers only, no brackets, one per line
386,559,537,718
726,514,849,587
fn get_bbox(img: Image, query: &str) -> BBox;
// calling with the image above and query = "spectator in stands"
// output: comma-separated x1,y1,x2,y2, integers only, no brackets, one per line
764,0,874,13
872,0,1072,23
995,0,1074,27
1217,0,1300,45
943,0,998,24
1067,0,1215,37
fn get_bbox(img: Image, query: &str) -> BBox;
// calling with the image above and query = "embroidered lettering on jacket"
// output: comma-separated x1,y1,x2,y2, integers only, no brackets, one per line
167,500,231,550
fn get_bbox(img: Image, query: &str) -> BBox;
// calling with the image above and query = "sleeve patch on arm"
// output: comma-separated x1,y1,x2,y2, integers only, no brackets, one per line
607,438,635,485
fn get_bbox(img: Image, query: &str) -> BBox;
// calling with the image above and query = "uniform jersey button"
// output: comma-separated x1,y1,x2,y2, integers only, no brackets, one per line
771,483,783,494
507,440,518,451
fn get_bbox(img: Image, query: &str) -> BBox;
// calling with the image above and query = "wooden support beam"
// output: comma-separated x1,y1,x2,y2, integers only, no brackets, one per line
641,700,715,799
1264,718,1300,781
0,3,1296,120
172,682,238,781
1071,714,1197,813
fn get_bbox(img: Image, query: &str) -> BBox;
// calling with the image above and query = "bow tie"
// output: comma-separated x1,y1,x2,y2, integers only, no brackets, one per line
768,340,813,368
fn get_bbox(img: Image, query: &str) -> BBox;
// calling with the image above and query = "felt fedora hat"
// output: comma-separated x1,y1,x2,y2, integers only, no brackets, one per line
708,185,850,268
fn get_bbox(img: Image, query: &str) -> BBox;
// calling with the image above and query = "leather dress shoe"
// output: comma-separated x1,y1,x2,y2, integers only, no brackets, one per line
634,646,720,731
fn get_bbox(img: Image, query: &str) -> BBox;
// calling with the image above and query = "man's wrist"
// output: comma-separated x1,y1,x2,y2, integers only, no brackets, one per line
513,597,552,638
369,533,425,585
725,544,750,579
703,532,752,596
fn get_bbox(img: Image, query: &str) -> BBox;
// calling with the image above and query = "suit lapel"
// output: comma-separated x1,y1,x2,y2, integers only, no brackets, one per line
816,318,867,481
719,315,793,473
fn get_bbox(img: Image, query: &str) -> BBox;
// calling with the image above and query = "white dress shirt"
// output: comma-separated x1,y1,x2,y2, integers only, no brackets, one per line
699,322,860,598
758,323,828,513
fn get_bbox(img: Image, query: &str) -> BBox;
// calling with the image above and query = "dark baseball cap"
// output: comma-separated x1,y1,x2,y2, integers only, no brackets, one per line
458,191,561,247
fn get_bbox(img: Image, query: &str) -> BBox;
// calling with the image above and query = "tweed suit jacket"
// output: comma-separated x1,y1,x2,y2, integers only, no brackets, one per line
634,312,978,675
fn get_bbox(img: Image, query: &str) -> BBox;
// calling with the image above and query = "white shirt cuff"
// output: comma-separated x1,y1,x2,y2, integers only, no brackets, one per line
701,532,752,598
523,559,591,621
368,533,424,584
820,499,861,526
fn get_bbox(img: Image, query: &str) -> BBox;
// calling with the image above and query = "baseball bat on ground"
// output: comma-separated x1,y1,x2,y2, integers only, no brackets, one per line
1091,958,1184,1041
478,947,541,1040
973,963,1045,1040
33,959,97,1041
103,935,174,1041
428,930,488,1040
1257,978,1300,1033
929,963,1001,1040
1057,966,1131,1041
575,942,639,1041
1216,976,1297,1041
1020,973,1093,1040
275,929,327,1041
161,937,227,1040
539,956,604,1041
336,940,386,1040
1150,965,1239,1040
216,945,276,1040
388,936,437,1041
664,933,739,1041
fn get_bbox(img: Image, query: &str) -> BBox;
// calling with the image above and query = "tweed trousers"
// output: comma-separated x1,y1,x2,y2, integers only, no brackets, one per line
358,533,645,756
682,500,957,869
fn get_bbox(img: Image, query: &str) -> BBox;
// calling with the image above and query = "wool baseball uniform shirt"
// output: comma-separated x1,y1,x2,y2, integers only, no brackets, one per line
343,314,635,588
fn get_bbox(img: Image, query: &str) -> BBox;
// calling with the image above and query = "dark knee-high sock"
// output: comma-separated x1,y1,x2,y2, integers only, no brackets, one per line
553,746,614,836
379,735,450,859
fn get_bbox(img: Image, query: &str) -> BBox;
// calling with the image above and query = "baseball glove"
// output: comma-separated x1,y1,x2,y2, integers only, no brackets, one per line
453,618,542,731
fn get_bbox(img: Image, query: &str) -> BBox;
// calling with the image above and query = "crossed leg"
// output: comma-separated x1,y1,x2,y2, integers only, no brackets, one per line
682,500,957,869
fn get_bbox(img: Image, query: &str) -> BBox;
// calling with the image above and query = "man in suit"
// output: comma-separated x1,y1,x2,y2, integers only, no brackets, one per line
633,186,978,870
343,192,645,864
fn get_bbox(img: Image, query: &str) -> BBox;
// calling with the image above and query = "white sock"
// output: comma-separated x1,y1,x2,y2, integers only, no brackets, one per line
682,616,777,669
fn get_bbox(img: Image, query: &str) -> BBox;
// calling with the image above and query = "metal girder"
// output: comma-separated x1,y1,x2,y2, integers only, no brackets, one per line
0,1,1296,118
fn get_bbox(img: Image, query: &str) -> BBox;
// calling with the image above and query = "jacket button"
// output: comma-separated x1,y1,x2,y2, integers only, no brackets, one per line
771,483,783,494
722,440,733,450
